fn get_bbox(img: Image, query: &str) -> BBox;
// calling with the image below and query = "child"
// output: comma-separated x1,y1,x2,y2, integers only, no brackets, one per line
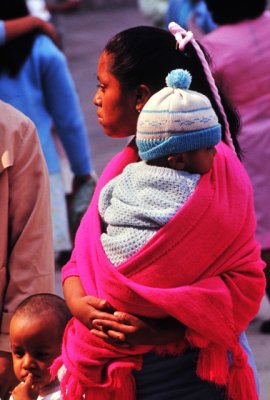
9,294,71,400
98,68,221,266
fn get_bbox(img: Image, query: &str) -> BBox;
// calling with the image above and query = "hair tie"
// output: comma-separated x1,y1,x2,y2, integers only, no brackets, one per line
168,22,193,51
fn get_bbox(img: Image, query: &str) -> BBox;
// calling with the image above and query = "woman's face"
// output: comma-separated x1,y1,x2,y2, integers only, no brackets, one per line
93,51,139,138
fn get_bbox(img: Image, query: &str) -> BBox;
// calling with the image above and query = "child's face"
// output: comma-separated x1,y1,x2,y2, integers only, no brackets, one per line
184,146,217,174
10,313,61,394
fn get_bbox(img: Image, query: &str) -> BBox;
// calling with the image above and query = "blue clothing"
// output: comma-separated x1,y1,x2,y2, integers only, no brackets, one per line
166,0,217,34
134,332,259,399
0,21,5,44
0,34,92,175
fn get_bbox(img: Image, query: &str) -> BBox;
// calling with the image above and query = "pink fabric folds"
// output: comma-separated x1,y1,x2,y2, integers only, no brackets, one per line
57,140,265,400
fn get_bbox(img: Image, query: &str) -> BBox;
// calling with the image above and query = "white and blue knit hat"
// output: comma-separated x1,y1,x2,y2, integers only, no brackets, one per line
136,69,221,160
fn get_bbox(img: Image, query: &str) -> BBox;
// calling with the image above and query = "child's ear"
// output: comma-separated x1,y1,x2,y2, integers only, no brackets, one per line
167,154,185,170
135,84,152,112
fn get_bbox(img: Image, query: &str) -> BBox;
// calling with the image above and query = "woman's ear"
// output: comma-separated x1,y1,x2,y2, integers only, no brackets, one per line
135,84,152,113
167,154,185,170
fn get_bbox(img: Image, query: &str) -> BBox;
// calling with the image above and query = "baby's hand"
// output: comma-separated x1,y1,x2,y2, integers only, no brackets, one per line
11,374,40,400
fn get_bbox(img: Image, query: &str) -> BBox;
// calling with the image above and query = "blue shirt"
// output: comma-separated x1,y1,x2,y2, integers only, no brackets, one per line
0,34,92,174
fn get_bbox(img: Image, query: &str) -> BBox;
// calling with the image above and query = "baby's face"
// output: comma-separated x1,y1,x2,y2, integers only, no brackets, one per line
184,146,217,174
10,313,61,394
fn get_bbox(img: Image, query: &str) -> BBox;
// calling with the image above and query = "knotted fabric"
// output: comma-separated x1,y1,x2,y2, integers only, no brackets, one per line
53,139,265,400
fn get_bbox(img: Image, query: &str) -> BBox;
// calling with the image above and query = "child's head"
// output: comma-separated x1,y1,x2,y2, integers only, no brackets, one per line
10,293,71,395
136,69,221,174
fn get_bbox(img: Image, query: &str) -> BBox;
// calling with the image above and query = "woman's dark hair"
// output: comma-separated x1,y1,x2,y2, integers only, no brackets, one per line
205,0,267,25
0,0,38,77
104,26,241,158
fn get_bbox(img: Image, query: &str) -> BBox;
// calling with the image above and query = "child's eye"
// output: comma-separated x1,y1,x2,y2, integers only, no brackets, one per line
13,349,24,358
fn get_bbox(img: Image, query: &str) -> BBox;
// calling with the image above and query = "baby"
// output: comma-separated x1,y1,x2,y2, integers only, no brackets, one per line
99,68,221,266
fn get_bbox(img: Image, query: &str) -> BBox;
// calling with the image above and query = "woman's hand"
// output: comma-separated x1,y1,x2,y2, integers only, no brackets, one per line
91,312,185,347
63,276,116,329
70,294,116,330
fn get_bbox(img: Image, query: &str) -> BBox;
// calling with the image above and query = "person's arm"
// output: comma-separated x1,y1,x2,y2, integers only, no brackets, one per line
2,16,59,46
38,36,94,180
0,108,54,399
63,276,186,347
47,0,82,13
0,113,55,351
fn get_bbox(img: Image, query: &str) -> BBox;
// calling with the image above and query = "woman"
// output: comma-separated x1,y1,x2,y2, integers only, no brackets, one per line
53,24,265,399
0,0,95,256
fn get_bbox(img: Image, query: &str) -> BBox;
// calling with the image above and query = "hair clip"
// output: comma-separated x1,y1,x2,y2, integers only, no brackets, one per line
168,22,193,51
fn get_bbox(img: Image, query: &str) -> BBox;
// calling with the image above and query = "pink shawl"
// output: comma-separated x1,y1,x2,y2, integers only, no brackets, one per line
54,140,265,400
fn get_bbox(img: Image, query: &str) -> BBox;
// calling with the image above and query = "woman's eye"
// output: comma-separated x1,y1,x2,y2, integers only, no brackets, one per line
97,83,105,92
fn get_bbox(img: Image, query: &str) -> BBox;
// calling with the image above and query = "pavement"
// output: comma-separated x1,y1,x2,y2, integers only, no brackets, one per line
54,4,270,399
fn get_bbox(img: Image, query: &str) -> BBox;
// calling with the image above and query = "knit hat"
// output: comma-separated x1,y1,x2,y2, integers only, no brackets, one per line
136,69,221,160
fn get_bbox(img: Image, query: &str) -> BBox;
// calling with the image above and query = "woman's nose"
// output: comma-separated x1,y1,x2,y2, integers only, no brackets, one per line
93,92,101,106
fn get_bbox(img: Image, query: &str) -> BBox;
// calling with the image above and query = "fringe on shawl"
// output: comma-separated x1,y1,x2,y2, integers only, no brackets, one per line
196,346,258,400
227,345,258,400
51,355,140,400
52,337,258,400
184,333,258,400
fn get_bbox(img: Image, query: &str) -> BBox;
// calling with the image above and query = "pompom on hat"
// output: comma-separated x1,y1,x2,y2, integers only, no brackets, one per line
136,69,221,161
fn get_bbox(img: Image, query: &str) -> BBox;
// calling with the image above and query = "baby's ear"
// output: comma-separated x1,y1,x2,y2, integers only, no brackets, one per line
167,154,185,170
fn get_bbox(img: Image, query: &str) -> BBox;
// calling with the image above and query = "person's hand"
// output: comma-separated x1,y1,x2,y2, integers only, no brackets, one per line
91,312,186,347
72,174,94,193
68,294,116,330
35,18,60,47
0,351,19,400
11,374,39,400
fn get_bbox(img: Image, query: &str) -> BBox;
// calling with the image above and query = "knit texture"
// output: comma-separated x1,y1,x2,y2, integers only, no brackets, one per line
99,161,199,265
57,140,265,400
136,84,221,160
